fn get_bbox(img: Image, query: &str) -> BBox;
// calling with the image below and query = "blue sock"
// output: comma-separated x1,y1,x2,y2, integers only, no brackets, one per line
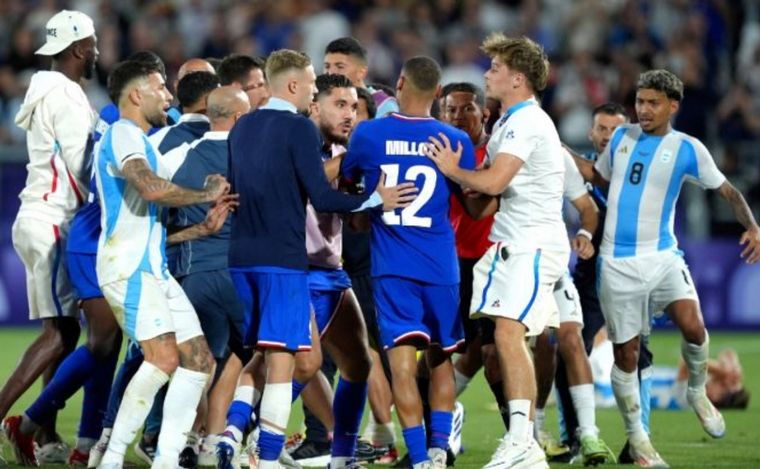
429,411,452,450
258,429,285,461
291,379,306,402
25,346,98,424
402,425,428,465
332,378,368,457
78,349,118,439
227,400,254,437
103,341,143,428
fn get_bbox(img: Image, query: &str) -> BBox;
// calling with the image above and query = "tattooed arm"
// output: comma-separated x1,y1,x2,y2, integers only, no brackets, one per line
121,159,229,207
716,180,760,263
166,194,238,245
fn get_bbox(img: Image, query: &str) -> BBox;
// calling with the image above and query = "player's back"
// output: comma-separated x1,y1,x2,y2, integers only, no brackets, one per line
598,124,725,258
344,114,474,285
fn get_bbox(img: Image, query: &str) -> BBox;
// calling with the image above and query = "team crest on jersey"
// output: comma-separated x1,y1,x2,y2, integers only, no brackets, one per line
660,149,672,163
491,299,501,308
505,130,515,139
618,145,628,154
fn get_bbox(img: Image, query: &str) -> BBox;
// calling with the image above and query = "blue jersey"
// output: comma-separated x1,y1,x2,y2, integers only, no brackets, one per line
342,113,475,285
595,124,726,258
148,113,210,154
169,131,231,276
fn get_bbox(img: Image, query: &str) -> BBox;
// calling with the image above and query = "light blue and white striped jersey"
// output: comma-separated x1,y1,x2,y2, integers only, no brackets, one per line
94,118,169,284
595,124,726,258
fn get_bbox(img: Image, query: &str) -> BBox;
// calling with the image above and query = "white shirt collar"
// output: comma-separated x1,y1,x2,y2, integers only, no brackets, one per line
261,97,298,114
202,130,229,141
178,113,210,123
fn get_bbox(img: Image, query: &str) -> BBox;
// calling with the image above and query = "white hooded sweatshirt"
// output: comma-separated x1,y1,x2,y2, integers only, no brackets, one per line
14,70,95,225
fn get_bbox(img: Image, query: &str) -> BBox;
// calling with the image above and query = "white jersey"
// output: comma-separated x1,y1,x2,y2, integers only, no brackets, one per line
95,119,172,285
563,147,588,201
14,71,95,225
487,99,569,254
595,124,726,258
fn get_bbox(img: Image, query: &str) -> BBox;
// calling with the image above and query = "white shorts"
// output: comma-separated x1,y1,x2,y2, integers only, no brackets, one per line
11,217,77,320
554,271,583,326
471,243,568,336
598,250,698,344
101,271,203,344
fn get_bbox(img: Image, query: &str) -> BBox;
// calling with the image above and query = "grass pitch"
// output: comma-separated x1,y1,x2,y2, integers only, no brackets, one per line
0,329,759,467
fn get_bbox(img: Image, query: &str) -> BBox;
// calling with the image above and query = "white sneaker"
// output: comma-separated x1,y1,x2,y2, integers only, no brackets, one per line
428,447,447,469
199,435,220,467
687,389,726,438
241,429,260,468
628,437,669,468
448,401,464,456
87,430,110,468
217,432,242,469
35,440,70,464
483,434,548,469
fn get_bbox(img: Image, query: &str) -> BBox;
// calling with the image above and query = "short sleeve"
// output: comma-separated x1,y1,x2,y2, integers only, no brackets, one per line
689,138,726,190
111,123,148,171
562,148,588,200
493,114,539,162
594,143,612,181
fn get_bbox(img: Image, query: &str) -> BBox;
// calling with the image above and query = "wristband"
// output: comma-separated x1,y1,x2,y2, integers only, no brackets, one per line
576,228,593,241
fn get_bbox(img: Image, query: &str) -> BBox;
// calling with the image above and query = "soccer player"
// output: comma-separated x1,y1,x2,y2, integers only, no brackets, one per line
225,49,414,469
1,10,98,465
95,59,225,469
218,54,270,110
426,34,569,469
341,56,480,469
324,37,399,117
574,69,760,466
160,85,250,467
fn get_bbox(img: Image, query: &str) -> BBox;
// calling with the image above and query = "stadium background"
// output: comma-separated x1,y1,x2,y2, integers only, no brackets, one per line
0,1,759,467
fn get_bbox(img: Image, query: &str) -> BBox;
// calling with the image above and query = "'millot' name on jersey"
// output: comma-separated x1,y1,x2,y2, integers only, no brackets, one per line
385,140,432,156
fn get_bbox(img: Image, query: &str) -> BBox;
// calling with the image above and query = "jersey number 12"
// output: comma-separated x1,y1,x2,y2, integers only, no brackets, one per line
380,163,437,227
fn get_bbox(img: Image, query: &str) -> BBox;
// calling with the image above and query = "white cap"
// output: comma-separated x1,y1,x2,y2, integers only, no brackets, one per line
35,10,95,56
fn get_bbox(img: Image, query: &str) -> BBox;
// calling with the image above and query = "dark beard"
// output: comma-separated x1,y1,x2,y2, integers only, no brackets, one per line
83,57,96,80
320,122,348,146
146,110,167,128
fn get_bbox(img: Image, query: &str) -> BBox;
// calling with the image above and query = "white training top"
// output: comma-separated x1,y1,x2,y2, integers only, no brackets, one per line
14,71,95,225
563,147,588,201
486,98,570,254
595,123,726,258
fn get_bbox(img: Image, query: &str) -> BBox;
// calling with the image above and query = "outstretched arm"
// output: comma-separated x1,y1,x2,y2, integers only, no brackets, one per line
122,159,229,207
716,180,760,263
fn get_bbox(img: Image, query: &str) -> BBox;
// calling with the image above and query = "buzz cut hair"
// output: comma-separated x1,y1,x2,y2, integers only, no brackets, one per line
324,37,367,62
637,69,684,101
315,73,354,100
218,54,265,85
265,49,312,83
401,56,441,93
440,82,486,108
480,33,549,92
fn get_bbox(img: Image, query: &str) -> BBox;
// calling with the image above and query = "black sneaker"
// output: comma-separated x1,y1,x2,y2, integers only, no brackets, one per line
618,439,633,464
354,440,377,463
179,446,199,468
134,437,157,465
289,439,331,466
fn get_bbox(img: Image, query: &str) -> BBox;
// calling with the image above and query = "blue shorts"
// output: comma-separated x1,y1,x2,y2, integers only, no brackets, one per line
180,270,245,359
308,268,352,335
230,267,312,352
67,252,103,301
373,276,463,352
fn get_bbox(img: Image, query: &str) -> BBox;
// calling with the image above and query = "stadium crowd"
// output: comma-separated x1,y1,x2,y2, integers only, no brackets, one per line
0,2,759,469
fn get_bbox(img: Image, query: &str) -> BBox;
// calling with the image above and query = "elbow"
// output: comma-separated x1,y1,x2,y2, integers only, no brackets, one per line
483,183,506,197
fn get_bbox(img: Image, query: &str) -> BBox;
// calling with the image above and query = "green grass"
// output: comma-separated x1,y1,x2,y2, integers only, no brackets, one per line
1,329,760,467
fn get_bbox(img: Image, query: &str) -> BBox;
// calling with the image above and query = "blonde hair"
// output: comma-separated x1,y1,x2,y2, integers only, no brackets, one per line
480,33,549,92
265,49,311,83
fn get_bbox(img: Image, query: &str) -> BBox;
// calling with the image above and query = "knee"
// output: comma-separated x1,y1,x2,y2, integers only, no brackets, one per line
88,328,123,362
42,318,80,354
558,326,584,358
614,342,639,372
149,348,180,375
346,351,372,382
494,319,524,347
295,349,322,383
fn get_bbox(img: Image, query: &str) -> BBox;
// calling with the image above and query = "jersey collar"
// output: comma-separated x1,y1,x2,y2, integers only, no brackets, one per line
202,130,229,141
497,98,536,127
178,113,210,123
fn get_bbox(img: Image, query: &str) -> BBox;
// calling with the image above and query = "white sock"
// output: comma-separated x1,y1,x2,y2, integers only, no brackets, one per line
534,407,546,436
570,383,598,438
259,382,292,461
507,399,532,443
682,332,709,392
153,367,210,468
454,368,472,396
331,456,351,467
611,365,646,441
101,362,169,465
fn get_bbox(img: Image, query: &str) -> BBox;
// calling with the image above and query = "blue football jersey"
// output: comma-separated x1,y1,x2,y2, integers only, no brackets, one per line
342,113,475,285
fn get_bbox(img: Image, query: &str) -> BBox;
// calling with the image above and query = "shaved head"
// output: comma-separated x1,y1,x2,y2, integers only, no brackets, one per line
177,58,216,81
207,86,250,130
